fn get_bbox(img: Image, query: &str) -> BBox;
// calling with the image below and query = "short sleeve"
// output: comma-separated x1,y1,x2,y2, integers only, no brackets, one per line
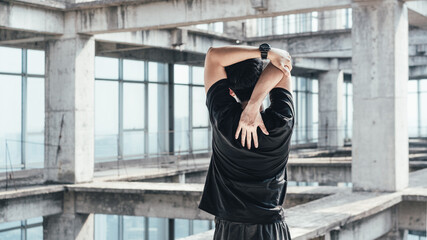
262,87,295,131
206,79,239,127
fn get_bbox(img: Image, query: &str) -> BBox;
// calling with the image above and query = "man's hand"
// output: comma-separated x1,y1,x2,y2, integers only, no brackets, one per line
235,104,269,150
269,48,292,75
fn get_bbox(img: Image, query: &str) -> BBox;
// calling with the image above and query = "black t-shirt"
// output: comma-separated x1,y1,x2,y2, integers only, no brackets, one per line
198,78,295,224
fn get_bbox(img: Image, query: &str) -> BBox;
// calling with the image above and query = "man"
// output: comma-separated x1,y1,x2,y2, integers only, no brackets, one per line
198,43,294,240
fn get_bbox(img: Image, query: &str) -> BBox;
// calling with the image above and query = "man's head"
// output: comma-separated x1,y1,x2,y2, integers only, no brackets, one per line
225,58,263,103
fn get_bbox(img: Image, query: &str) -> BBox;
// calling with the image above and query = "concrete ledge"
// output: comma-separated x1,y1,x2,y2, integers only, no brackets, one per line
0,185,64,222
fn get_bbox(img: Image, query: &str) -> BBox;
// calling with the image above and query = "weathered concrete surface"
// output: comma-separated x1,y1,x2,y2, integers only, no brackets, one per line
95,29,233,56
73,0,351,34
398,201,427,231
318,68,345,149
44,12,95,183
334,207,396,240
0,1,64,34
67,182,352,220
407,1,427,29
351,0,409,192
43,191,94,240
0,185,63,222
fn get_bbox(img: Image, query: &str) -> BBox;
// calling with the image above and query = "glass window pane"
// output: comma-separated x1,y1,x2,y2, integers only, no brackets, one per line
123,59,144,81
148,218,167,240
213,22,223,33
0,229,21,239
123,216,145,240
420,79,427,92
149,62,168,83
347,88,353,139
95,81,119,161
420,92,427,136
174,219,190,239
297,91,307,142
26,77,45,169
123,83,144,129
174,85,189,152
0,46,21,73
312,79,318,93
27,49,45,75
174,65,189,84
408,80,418,93
408,93,419,137
27,226,43,240
148,83,168,155
288,14,296,34
193,128,209,152
95,214,119,240
95,57,119,79
311,12,319,32
298,77,307,91
192,66,204,85
193,220,211,235
0,220,20,231
26,217,43,225
123,131,144,159
274,16,284,35
0,75,22,170
192,87,209,127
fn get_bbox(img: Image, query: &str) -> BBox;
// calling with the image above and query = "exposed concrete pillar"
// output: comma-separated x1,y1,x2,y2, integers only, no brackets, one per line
318,63,344,149
223,21,245,39
351,0,409,191
44,12,95,183
43,192,94,240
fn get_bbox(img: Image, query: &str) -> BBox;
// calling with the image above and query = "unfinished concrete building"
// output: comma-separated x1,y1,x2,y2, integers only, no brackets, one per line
0,0,426,239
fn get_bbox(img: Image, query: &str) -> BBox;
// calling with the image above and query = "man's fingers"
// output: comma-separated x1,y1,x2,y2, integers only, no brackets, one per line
235,124,242,139
241,129,246,147
253,130,258,148
259,123,269,135
247,131,252,150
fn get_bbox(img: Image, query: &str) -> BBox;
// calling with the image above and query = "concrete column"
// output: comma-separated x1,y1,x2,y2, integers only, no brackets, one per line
44,12,95,183
43,192,94,240
223,21,245,39
351,0,409,191
318,66,344,149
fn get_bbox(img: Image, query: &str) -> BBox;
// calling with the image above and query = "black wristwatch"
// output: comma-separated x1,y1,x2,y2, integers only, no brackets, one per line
259,43,271,60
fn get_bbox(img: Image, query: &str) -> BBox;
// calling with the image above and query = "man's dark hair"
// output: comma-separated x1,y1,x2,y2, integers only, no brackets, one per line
225,58,263,102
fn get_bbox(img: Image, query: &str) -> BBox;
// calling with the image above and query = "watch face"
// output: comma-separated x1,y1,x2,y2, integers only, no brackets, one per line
259,43,271,52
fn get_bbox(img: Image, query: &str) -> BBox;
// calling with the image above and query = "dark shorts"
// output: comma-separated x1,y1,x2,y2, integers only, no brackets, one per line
213,217,292,240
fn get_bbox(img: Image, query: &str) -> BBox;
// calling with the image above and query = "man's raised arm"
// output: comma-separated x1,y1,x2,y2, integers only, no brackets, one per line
204,45,292,94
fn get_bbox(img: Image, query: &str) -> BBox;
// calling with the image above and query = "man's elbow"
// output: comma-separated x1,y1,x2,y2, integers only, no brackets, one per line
206,47,219,64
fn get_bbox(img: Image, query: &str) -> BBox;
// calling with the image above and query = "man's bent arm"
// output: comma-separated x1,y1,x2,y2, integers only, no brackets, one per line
204,45,291,94
246,63,291,111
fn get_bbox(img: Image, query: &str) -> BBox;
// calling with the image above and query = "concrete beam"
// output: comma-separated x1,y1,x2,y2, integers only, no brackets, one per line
97,47,206,65
398,201,427,231
333,208,396,240
74,0,351,34
247,30,352,57
407,1,427,29
94,29,235,55
0,186,63,222
68,182,351,219
0,1,64,34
